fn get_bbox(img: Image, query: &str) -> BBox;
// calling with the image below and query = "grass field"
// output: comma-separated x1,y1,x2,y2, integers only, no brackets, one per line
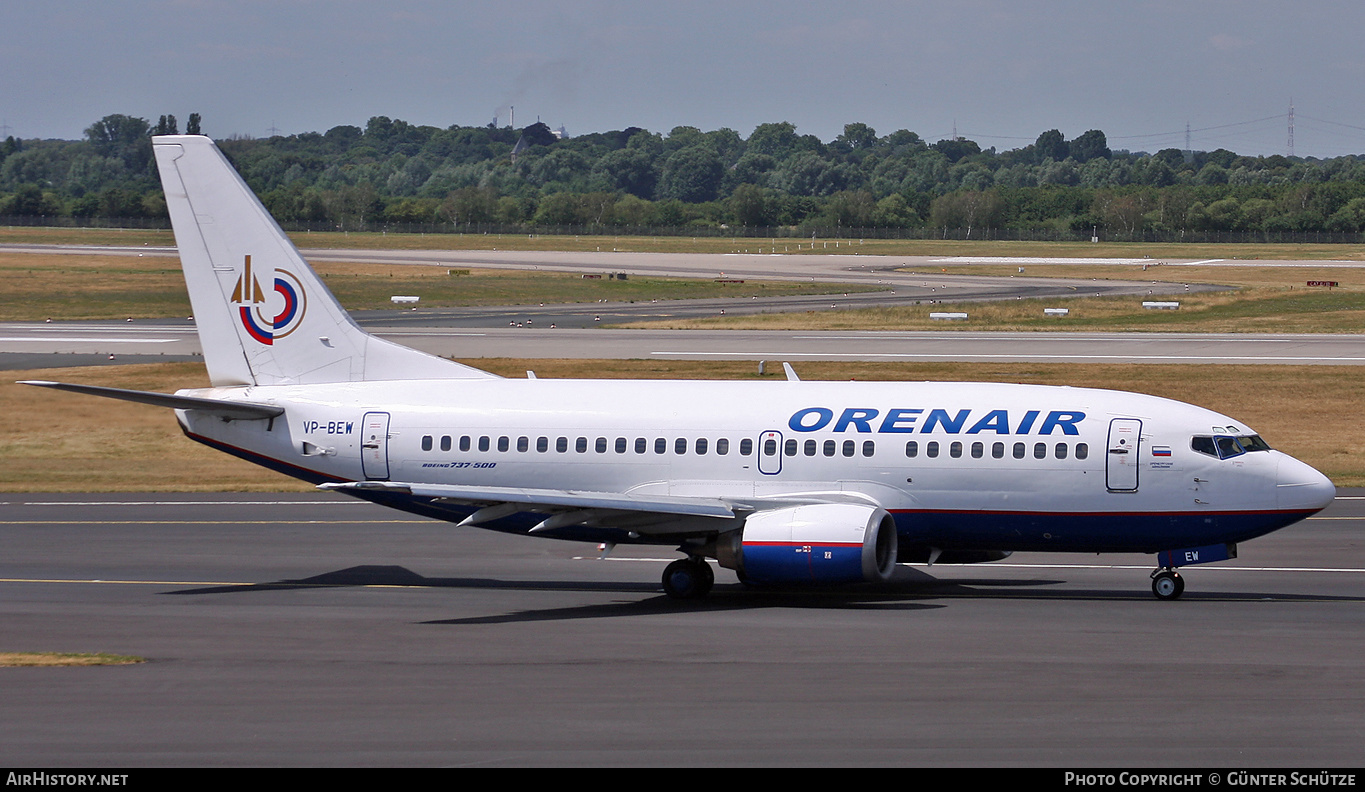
621,282,1365,333
3,359,1360,490
1,244,1361,332
0,252,876,321
5,224,1365,260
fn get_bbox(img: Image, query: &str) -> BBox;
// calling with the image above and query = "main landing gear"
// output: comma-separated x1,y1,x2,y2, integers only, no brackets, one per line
1150,568,1185,601
662,557,714,600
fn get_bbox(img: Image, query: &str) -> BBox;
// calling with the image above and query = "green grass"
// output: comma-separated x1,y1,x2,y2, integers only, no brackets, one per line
6,225,1365,260
0,252,875,321
621,286,1365,334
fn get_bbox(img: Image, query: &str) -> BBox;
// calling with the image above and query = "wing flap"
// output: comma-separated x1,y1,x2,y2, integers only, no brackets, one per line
321,480,740,520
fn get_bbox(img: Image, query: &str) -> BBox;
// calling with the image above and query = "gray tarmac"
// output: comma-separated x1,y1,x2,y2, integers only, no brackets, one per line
5,322,1365,371
1,491,1361,766
4,245,1361,766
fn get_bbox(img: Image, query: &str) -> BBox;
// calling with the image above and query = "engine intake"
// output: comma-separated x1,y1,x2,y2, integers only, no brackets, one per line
717,503,898,585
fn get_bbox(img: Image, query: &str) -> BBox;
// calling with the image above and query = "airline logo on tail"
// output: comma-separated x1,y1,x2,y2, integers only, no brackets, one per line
230,255,307,345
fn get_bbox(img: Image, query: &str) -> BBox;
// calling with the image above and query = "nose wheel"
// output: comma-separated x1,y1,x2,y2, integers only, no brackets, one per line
662,557,714,600
1150,568,1185,600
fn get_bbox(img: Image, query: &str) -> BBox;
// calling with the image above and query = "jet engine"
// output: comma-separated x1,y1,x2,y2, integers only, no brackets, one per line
716,503,898,585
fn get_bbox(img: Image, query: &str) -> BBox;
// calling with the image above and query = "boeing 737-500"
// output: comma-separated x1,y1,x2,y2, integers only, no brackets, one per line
23,135,1337,600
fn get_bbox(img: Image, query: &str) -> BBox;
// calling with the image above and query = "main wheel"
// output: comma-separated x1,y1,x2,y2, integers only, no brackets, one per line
1151,569,1185,600
662,558,714,599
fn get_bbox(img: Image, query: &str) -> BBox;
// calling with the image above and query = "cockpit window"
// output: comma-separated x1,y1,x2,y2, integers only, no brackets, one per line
1191,436,1217,457
1192,434,1270,460
1214,436,1244,459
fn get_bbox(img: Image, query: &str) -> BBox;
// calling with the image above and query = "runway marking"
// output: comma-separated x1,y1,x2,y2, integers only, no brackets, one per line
0,577,466,589
7,500,365,506
0,577,249,586
0,337,179,343
930,257,1147,265
652,351,1365,363
790,335,1354,344
579,557,1364,573
0,520,430,525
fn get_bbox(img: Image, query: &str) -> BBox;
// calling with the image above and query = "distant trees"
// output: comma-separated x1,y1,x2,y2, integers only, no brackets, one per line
4,112,1365,238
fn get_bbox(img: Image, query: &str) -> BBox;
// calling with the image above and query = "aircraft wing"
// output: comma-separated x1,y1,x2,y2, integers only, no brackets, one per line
321,480,884,537
322,480,739,524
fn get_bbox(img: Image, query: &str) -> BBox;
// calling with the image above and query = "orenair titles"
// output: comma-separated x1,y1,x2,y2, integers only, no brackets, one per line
789,407,1086,436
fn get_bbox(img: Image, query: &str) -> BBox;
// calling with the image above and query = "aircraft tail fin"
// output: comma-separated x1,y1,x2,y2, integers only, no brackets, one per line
152,135,496,387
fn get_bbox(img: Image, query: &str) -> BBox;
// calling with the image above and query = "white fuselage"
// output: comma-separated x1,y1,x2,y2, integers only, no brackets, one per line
176,378,1333,555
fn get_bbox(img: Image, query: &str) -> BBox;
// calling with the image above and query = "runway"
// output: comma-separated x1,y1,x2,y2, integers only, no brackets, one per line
10,245,1361,369
5,322,1365,369
2,491,1361,765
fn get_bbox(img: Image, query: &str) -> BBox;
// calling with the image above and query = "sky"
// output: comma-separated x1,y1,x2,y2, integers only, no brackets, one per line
4,0,1365,158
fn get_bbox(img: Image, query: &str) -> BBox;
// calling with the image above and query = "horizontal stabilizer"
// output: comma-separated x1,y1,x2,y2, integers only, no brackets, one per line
18,380,284,420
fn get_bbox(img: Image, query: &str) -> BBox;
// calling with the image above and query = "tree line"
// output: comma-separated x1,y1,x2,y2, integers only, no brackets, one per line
4,112,1365,238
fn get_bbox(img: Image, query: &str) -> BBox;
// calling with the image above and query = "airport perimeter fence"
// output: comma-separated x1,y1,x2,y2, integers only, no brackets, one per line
4,214,1365,245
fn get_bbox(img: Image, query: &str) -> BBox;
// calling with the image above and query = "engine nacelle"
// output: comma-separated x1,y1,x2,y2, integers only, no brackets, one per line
717,503,898,585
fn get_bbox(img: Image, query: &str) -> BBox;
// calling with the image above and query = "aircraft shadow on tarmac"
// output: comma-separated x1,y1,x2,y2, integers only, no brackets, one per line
160,563,1362,622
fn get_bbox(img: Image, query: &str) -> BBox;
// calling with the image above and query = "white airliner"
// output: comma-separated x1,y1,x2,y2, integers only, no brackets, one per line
24,136,1336,600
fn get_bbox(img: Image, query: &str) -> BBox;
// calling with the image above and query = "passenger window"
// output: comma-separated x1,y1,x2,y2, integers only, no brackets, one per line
696,438,707,455
616,437,628,454
460,435,471,452
862,440,875,457
1055,443,1068,460
517,436,529,452
992,442,1004,459
824,439,836,457
804,439,816,456
676,438,688,454
421,435,433,452
764,438,777,456
596,437,608,453
1034,442,1046,459
740,439,753,455
537,436,548,453
905,441,918,458
556,437,568,453
716,439,729,455
440,435,451,452
636,437,647,454
498,436,509,452
785,438,798,456
950,441,962,459
926,441,939,458
1013,442,1025,459
576,437,588,453
1076,443,1089,460
478,436,490,452
655,438,667,454
971,441,983,459
842,440,855,457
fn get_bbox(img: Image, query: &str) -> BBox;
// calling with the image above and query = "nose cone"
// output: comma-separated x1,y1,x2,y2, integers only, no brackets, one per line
1276,453,1336,512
